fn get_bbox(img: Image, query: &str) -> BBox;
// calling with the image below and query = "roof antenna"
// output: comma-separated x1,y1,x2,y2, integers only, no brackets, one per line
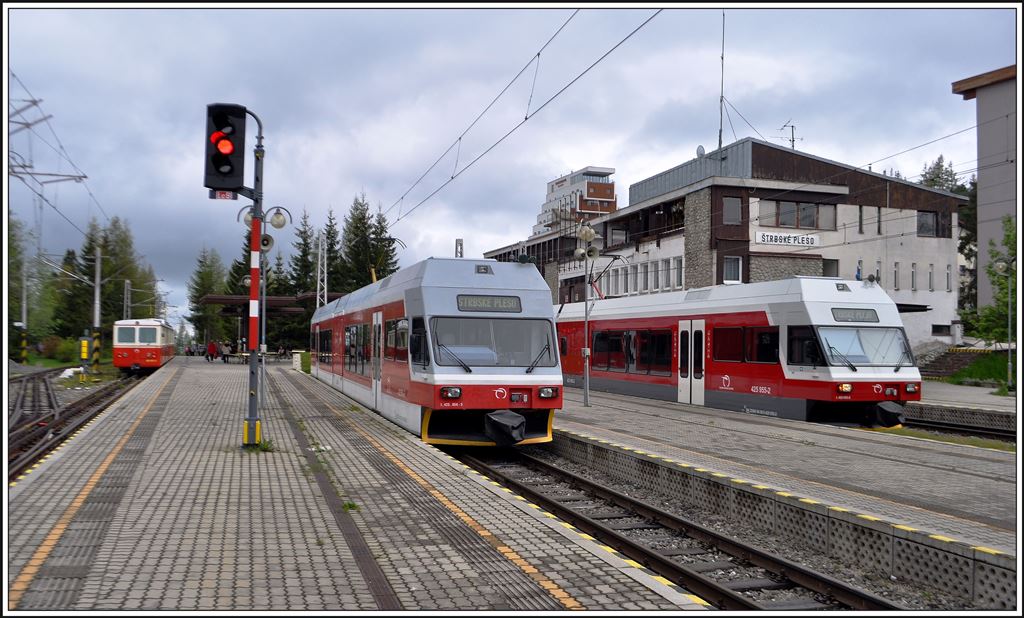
777,119,803,150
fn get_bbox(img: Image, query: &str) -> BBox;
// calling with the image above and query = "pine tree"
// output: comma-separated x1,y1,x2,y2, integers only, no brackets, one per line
371,207,400,280
323,208,347,295
186,247,229,344
289,209,316,296
919,155,960,193
341,193,375,290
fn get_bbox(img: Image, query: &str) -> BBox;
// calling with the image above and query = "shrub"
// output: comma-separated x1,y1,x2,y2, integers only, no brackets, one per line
56,338,78,363
301,352,311,373
40,335,64,359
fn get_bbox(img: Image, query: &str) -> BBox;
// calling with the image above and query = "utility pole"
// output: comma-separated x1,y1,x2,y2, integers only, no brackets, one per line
778,119,802,150
92,245,101,372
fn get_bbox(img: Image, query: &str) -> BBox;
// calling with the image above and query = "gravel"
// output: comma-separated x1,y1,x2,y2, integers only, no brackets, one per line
526,446,979,611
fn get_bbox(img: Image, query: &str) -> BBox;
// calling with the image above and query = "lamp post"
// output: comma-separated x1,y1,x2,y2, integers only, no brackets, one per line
993,257,1016,392
577,222,598,407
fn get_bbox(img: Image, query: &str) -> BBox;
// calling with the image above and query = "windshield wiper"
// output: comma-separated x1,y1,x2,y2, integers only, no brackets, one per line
526,343,551,374
827,344,858,372
894,345,911,373
438,343,472,373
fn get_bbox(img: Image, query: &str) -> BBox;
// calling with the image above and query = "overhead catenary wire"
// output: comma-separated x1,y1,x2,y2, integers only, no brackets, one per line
390,9,664,230
382,9,581,219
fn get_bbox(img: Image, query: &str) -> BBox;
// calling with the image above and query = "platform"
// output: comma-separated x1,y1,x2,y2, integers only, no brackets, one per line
6,358,704,611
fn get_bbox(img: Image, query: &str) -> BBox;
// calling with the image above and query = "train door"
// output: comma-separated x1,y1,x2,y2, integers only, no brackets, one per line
371,311,383,409
677,319,705,406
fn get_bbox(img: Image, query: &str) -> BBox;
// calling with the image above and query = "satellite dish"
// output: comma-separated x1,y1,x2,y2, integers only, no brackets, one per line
697,145,705,158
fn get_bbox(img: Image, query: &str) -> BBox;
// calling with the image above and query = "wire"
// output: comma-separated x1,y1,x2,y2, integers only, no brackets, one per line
382,9,581,219
391,9,663,230
11,174,88,237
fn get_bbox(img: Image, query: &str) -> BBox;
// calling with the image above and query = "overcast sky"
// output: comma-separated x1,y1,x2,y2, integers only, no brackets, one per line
5,3,1020,333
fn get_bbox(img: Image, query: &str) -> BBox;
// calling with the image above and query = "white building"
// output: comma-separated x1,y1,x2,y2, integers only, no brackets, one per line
487,138,967,354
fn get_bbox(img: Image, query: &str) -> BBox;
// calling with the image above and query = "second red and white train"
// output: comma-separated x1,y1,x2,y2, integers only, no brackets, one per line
556,277,920,426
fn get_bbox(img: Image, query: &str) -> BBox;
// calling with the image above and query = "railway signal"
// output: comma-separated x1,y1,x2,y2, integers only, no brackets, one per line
204,103,247,190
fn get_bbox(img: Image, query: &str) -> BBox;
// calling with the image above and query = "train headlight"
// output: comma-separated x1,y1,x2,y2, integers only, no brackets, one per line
440,387,462,399
906,383,918,393
538,387,559,399
837,383,853,393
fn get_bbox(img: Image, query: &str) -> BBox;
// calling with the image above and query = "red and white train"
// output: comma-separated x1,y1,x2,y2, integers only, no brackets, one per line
556,277,920,426
310,258,563,446
112,318,176,373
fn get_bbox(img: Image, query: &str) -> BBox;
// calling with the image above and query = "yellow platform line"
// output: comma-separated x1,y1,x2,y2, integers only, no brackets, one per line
9,368,178,610
319,398,584,610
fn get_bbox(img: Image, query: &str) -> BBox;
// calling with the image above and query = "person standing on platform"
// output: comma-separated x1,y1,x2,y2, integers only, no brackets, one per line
207,340,217,362
221,341,230,363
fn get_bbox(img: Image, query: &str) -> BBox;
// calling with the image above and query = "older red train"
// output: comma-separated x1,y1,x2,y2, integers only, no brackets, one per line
112,318,176,373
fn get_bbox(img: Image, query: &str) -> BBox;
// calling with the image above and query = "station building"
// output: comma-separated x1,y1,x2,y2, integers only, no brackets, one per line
485,137,968,353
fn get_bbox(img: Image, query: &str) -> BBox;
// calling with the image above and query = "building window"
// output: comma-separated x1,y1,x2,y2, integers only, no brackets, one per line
911,263,917,291
946,264,952,292
876,260,882,282
673,257,683,288
759,199,776,226
928,264,934,291
877,206,883,235
723,197,742,225
894,262,900,290
858,205,864,234
662,259,670,290
823,258,839,277
723,256,742,284
799,202,817,228
622,268,629,295
778,201,797,227
630,265,639,293
917,211,937,237
819,204,836,230
932,324,952,336
651,261,660,290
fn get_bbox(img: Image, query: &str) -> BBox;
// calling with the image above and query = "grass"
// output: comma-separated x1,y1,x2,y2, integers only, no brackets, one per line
864,426,1016,452
947,352,1015,386
242,439,276,452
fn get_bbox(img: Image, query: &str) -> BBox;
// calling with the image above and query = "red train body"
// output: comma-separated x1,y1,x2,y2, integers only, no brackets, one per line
112,319,175,372
556,277,921,425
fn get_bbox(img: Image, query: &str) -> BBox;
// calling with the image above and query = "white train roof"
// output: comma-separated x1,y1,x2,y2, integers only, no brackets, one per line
113,318,173,328
557,277,902,324
312,257,553,323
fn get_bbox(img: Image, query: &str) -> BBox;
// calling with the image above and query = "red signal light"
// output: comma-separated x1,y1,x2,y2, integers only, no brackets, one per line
217,139,235,155
209,130,226,144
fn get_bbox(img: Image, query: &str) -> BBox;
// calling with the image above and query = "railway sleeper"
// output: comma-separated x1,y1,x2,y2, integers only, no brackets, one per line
759,597,833,611
724,577,793,592
689,559,738,573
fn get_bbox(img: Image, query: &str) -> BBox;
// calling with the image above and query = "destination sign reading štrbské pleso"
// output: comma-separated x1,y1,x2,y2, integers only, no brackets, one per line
755,231,820,247
831,308,879,323
456,295,522,313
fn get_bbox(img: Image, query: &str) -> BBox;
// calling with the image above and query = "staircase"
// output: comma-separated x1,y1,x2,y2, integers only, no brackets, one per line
918,349,987,378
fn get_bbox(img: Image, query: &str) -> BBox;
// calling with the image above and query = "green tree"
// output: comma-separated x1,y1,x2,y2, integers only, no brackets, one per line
8,215,27,357
972,216,1016,345
341,193,375,290
289,209,317,297
323,208,347,295
186,247,229,344
919,155,960,193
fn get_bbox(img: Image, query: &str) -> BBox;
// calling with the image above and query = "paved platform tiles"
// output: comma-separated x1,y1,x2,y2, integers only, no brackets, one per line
555,388,1016,554
7,359,705,611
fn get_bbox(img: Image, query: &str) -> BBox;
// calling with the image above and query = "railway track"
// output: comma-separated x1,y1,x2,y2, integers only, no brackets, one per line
901,417,1016,442
8,375,140,483
457,449,903,611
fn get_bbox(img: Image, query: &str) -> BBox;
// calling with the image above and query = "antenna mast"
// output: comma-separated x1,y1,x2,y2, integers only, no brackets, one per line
778,119,802,150
717,9,725,166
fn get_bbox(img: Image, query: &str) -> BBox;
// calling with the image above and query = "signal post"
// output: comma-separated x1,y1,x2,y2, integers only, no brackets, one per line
204,103,265,447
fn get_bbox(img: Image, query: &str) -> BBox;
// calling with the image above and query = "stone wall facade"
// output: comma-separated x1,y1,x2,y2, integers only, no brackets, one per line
749,254,823,282
683,188,713,289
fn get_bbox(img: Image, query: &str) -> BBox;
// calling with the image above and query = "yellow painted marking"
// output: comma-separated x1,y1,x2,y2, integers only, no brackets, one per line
929,535,956,543
686,594,712,606
695,468,707,472
559,522,576,530
776,492,793,497
973,546,1004,555
893,525,918,531
315,390,583,611
577,534,595,541
829,507,850,512
711,472,727,478
731,479,748,484
598,545,618,554
857,514,882,522
623,559,644,568
752,485,770,489
9,368,178,610
652,575,676,587
799,498,820,505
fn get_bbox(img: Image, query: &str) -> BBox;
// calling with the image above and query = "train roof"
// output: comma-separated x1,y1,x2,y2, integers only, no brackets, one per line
557,277,900,322
312,257,552,323
113,318,173,327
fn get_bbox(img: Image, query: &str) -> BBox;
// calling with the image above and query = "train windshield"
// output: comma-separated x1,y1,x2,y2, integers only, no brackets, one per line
431,317,556,368
817,327,912,367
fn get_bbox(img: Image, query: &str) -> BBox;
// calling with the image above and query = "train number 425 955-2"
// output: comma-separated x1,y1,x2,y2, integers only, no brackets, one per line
750,385,772,395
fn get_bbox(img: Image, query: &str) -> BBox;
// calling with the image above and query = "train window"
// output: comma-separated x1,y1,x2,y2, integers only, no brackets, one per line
559,336,567,357
635,331,651,373
607,331,628,372
410,318,429,367
712,327,744,362
693,331,703,379
679,331,689,378
139,327,157,344
385,320,396,361
592,331,609,370
787,326,824,366
745,326,779,363
319,329,332,365
117,327,135,344
395,319,409,362
431,317,554,368
648,330,672,375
